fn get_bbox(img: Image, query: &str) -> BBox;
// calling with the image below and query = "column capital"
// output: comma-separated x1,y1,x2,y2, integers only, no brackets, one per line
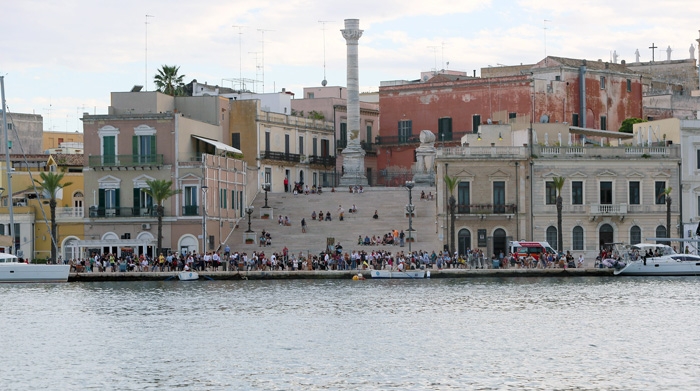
341,28,363,42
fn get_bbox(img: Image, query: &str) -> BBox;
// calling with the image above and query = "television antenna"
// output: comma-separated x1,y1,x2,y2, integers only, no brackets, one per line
232,25,246,90
145,14,155,91
257,29,274,93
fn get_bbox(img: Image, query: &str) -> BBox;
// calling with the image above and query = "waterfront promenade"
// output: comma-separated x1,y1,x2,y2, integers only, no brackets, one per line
69,267,614,281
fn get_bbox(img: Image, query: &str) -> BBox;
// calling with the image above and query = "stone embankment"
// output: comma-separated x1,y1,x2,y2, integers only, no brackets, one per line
69,268,614,282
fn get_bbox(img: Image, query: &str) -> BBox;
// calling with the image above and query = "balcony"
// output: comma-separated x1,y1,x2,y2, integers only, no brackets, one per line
88,154,164,168
56,207,84,219
590,203,627,215
89,207,160,218
308,155,336,167
457,204,517,215
260,151,301,163
377,131,472,146
182,205,200,216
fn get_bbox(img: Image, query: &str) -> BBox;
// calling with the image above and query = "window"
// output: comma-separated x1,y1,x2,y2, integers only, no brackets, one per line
508,112,517,120
545,181,557,205
600,76,606,89
183,186,198,216
133,135,156,163
321,139,330,157
284,134,290,155
656,225,667,242
630,226,641,245
298,136,304,155
264,167,272,184
265,131,270,152
220,188,227,209
133,188,153,216
555,75,561,81
600,116,607,131
572,226,584,250
366,125,372,145
457,182,470,213
629,181,640,205
398,120,412,143
655,181,666,204
600,181,612,204
98,188,120,216
493,181,505,213
546,226,558,250
572,113,579,127
437,117,452,142
571,181,583,205
697,149,700,169
58,137,64,144
231,133,241,150
231,190,236,210
312,138,318,156
340,122,348,146
307,92,314,99
472,115,481,133
626,79,632,92
103,135,116,164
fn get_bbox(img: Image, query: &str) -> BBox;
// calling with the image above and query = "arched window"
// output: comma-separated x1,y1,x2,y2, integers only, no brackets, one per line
458,229,471,256
546,226,558,250
599,224,614,251
630,226,642,245
655,225,667,244
572,226,584,250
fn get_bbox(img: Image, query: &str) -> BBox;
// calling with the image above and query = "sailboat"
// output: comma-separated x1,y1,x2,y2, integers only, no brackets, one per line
0,76,69,282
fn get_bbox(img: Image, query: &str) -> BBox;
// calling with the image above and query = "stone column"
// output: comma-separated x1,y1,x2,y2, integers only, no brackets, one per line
339,19,368,186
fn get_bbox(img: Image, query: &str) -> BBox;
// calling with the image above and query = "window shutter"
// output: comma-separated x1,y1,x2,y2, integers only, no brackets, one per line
98,189,105,208
133,188,140,211
132,136,138,156
115,189,120,208
150,135,156,156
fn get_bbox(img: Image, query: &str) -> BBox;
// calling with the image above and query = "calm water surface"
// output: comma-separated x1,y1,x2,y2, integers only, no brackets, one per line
1,277,699,390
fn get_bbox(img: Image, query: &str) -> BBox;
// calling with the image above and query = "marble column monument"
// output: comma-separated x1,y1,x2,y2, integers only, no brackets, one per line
413,130,437,186
339,19,368,186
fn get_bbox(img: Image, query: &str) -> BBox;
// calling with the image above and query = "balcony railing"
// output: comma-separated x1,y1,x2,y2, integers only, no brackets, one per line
457,204,517,215
260,151,301,163
88,154,164,168
377,131,472,146
89,207,160,218
590,203,627,214
308,155,336,166
56,207,84,218
182,205,200,216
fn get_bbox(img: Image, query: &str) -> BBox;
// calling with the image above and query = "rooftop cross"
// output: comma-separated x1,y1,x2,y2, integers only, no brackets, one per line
649,42,658,61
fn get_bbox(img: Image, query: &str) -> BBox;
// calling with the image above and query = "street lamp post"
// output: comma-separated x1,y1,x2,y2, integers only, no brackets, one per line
405,181,415,253
245,206,254,232
201,185,208,253
262,182,271,208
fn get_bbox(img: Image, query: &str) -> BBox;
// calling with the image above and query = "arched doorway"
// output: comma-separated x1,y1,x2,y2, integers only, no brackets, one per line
137,232,155,258
102,232,119,256
493,228,507,258
178,234,199,256
299,170,305,186
599,224,614,251
61,236,80,262
458,229,471,255
546,226,558,250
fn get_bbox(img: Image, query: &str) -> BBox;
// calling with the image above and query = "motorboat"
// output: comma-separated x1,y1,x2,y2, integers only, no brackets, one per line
178,271,199,281
369,269,426,279
0,253,70,283
613,243,700,276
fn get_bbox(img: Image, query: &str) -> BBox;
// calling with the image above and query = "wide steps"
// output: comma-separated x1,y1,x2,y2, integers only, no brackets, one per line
229,187,441,255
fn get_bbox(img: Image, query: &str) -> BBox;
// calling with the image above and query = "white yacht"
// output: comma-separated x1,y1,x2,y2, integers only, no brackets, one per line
0,253,70,283
614,243,700,276
369,269,426,279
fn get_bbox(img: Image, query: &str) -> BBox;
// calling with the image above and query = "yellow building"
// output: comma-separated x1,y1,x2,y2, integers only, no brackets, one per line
0,154,84,261
43,131,84,151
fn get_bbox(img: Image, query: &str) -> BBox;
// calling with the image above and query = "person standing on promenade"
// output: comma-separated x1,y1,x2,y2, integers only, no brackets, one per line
284,177,289,192
301,218,307,233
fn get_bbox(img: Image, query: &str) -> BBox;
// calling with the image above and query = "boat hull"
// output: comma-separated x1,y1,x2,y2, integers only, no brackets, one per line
614,260,700,276
370,270,426,279
0,264,70,283
178,271,199,281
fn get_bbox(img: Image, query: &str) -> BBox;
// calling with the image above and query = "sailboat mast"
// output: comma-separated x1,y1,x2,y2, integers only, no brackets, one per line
1,76,14,255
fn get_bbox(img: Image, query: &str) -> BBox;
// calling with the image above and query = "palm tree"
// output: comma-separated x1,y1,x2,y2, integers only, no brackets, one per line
444,174,458,254
154,65,186,96
34,172,73,263
659,187,673,239
142,179,181,256
553,177,565,253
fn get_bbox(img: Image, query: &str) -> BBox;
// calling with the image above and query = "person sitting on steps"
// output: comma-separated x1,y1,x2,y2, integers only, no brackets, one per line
373,210,379,219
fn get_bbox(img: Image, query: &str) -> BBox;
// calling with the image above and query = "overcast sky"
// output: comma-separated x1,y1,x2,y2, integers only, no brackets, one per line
1,0,698,133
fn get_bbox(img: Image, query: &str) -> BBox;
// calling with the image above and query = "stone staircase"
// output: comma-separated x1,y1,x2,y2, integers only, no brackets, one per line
227,187,442,255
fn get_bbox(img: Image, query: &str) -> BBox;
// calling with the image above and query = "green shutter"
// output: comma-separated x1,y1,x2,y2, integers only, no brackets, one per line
232,190,235,210
150,135,156,159
98,189,105,208
115,189,120,208
132,136,138,156
133,188,140,211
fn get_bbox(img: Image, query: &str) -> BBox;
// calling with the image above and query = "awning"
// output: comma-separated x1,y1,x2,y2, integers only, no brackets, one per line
568,126,634,139
192,135,242,154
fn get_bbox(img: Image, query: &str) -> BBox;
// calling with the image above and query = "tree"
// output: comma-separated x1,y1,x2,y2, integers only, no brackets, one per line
154,65,186,96
444,174,458,255
553,177,565,253
619,117,646,134
658,187,673,239
142,179,181,256
34,172,73,264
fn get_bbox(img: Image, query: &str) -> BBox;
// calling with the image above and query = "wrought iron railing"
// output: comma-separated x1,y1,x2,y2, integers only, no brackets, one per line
182,205,200,216
89,207,161,218
260,151,301,163
457,204,517,215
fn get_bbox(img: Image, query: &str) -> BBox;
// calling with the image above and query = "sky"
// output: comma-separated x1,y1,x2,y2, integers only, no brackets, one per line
1,0,698,133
